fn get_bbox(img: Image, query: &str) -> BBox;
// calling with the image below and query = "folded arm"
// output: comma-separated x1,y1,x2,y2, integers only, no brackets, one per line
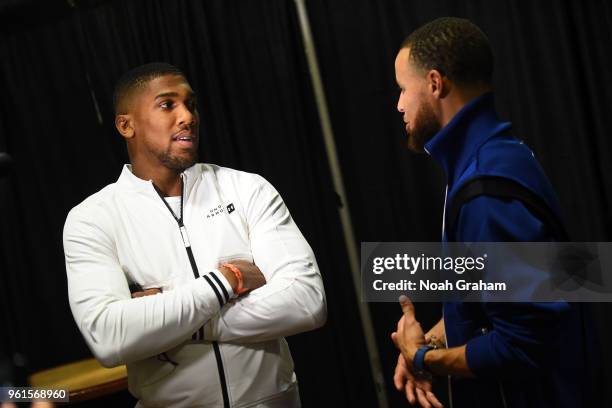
64,207,231,367
205,175,327,343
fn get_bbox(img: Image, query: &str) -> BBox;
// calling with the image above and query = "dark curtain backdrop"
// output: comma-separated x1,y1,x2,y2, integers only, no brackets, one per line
305,0,612,406
0,1,378,407
1,0,612,407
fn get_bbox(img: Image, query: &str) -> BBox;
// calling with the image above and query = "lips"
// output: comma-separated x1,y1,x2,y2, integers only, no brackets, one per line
172,131,197,147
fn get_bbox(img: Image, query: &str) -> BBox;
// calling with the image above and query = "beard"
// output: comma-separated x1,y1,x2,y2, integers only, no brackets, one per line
157,148,198,172
406,99,441,153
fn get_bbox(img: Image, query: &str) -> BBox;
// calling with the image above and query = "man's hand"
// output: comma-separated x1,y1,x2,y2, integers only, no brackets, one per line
394,353,444,408
391,295,427,367
219,259,266,295
131,288,162,298
130,260,266,300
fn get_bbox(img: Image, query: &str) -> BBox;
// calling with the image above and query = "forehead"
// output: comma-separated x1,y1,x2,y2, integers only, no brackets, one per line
139,74,194,99
395,48,418,80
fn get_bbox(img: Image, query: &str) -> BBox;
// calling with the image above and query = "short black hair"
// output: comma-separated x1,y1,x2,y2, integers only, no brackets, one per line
113,62,186,114
401,17,493,86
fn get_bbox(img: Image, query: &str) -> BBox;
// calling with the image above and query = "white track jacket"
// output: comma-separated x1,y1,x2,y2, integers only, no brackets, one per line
63,164,327,407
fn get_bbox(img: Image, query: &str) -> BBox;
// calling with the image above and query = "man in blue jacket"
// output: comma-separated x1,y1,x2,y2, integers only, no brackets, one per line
391,17,585,408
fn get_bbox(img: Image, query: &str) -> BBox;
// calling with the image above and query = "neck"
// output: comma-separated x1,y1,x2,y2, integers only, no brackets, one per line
131,162,183,196
440,85,492,127
424,91,507,185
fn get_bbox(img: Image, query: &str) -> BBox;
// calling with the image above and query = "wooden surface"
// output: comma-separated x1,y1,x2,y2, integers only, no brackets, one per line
29,358,128,403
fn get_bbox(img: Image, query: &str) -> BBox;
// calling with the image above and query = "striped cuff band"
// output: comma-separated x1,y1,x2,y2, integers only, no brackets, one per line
202,269,235,307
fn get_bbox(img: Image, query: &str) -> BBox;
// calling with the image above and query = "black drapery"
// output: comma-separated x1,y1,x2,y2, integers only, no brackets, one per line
2,0,612,407
305,0,612,406
0,1,378,407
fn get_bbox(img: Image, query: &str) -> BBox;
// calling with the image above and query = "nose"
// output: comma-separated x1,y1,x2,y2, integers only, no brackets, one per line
396,93,404,113
178,103,197,128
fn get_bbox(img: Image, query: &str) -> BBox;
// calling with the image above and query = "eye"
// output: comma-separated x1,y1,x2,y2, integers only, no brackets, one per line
159,100,174,110
187,99,198,111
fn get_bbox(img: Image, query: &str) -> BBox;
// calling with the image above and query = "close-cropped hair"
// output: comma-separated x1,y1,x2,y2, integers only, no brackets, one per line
402,17,494,85
113,62,186,115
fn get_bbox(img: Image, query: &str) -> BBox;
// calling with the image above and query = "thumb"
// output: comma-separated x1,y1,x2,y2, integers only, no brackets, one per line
399,295,415,321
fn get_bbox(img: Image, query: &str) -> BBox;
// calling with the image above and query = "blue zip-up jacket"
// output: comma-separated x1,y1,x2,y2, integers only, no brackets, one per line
424,93,585,408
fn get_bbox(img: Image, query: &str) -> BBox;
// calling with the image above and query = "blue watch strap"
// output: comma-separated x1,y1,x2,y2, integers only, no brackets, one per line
413,345,434,372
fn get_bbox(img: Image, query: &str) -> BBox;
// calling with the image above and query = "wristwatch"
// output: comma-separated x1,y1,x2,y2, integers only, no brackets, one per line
413,345,434,375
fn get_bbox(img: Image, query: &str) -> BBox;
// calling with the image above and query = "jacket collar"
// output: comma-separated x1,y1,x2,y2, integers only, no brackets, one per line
424,92,511,186
116,164,201,199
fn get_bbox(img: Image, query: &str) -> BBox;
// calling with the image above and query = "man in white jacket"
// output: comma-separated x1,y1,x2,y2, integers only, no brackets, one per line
63,63,327,408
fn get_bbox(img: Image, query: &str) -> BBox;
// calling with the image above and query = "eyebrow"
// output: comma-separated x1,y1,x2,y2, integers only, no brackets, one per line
154,91,197,100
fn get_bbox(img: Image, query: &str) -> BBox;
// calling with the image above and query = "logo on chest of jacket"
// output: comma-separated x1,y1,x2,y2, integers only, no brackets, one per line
206,203,235,218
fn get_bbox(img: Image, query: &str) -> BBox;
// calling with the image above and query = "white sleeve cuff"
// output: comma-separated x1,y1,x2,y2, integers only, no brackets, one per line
201,269,235,306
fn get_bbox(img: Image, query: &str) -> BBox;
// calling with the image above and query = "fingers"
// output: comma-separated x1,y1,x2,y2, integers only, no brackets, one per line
399,294,416,321
425,390,444,408
391,332,399,348
394,353,411,390
131,288,162,298
395,353,441,407
405,379,416,405
401,383,443,408
397,352,407,368
394,354,416,406
395,354,417,406
416,387,432,408
393,372,403,391
393,359,407,391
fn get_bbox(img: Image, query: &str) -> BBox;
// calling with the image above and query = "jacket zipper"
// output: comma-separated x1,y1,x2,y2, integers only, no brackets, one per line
154,179,231,408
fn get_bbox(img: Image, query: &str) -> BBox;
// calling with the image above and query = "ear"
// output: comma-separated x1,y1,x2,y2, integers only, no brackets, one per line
426,70,450,99
115,114,135,140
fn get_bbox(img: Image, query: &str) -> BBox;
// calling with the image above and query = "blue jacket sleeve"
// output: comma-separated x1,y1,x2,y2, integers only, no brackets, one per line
455,195,570,377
